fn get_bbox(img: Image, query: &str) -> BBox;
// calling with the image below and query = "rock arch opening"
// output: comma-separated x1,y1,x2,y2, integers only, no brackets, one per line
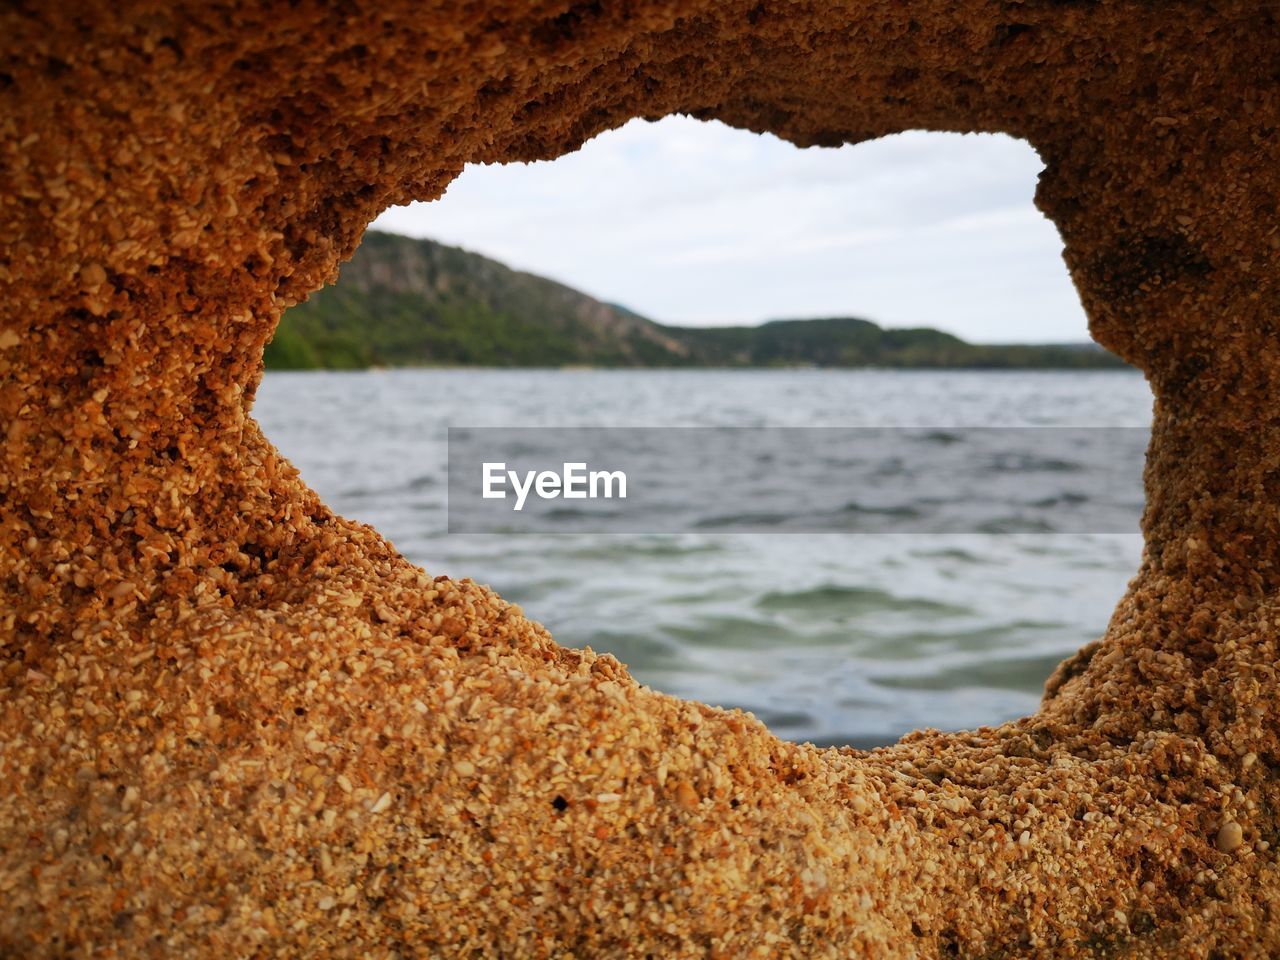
258,119,1150,750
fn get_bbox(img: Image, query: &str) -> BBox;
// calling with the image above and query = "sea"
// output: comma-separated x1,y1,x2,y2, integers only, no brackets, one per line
254,368,1153,749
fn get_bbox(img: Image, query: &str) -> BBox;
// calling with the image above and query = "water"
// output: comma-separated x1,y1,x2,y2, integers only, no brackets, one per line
254,369,1152,748
445,426,1149,534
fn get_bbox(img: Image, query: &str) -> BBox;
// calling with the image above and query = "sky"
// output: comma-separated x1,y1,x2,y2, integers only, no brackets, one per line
372,116,1091,344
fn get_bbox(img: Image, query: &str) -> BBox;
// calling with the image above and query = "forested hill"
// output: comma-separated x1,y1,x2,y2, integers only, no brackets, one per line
265,231,1126,371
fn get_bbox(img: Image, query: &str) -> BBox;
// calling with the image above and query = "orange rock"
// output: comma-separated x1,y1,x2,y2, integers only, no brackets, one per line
673,781,701,811
1,1,1279,957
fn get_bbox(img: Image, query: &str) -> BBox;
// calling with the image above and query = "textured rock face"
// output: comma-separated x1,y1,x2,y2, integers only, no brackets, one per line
2,1,1279,956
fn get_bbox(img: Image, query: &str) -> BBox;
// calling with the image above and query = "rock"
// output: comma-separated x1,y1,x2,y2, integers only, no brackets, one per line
1,1,1279,957
1217,820,1244,854
672,780,700,810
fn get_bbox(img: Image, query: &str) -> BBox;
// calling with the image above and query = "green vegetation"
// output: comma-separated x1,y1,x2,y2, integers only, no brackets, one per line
673,318,1124,369
265,230,1127,371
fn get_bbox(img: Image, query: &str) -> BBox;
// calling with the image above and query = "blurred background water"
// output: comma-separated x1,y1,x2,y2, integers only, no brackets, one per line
255,368,1152,748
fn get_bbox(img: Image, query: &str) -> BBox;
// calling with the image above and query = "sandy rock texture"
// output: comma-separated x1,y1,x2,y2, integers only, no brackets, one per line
2,1,1279,956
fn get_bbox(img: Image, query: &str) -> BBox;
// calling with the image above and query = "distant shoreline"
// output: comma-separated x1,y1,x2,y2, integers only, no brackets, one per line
266,230,1129,373
263,363,1141,373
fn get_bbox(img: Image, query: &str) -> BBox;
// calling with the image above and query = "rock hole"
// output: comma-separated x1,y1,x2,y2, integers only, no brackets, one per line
257,119,1149,750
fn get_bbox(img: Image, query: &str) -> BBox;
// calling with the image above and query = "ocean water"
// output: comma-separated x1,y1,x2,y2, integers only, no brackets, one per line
254,368,1153,748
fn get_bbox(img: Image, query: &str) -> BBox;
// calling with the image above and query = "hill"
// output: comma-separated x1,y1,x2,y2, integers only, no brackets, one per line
265,231,1126,371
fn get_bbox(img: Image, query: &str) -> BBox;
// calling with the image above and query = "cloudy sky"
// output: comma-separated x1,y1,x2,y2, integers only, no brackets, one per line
373,116,1090,344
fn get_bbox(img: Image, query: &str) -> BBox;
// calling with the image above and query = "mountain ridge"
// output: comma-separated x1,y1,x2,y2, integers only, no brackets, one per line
265,231,1126,371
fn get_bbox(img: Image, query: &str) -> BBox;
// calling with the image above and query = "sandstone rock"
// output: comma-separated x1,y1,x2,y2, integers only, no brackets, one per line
1,1,1278,956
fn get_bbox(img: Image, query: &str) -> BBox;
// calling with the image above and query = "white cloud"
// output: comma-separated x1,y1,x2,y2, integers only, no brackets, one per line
372,117,1090,343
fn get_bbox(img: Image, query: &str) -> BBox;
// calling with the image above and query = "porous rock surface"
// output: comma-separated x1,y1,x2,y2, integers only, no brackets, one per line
2,2,1279,956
